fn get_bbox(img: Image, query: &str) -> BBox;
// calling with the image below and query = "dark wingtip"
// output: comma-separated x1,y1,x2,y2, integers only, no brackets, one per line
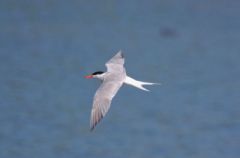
90,122,96,132
90,126,95,132
118,50,124,58
90,112,104,132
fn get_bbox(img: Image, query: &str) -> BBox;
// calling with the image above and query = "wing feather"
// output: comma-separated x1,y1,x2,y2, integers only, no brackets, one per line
90,51,126,131
90,80,123,131
105,50,125,72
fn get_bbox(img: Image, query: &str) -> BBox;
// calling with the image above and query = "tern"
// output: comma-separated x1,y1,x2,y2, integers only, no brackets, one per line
85,51,160,131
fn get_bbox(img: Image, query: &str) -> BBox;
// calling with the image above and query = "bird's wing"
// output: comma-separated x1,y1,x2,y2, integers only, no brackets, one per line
105,50,125,73
90,76,123,131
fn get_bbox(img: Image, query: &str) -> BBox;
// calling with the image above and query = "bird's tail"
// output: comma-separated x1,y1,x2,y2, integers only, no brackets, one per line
124,76,160,91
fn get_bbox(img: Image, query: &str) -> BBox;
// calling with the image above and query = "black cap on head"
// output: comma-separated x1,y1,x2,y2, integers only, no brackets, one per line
92,71,104,75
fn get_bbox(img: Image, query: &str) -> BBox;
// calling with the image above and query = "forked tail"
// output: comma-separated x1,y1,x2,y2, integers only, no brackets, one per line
124,76,160,91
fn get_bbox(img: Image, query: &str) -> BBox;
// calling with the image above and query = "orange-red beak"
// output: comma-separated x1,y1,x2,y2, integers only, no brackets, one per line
85,75,93,79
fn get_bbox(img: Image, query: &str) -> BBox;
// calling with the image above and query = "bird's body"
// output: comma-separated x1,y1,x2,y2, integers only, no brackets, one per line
85,51,159,131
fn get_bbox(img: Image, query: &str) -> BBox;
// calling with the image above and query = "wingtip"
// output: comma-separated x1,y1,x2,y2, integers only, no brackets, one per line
117,50,124,58
90,126,95,132
90,122,97,131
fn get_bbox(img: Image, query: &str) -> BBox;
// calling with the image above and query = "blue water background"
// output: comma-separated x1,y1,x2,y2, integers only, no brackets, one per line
0,1,240,158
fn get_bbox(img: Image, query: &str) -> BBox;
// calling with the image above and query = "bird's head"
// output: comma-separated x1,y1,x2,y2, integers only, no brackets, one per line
85,71,105,80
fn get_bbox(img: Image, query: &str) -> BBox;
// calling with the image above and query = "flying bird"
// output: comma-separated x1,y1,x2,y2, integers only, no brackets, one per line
85,51,160,131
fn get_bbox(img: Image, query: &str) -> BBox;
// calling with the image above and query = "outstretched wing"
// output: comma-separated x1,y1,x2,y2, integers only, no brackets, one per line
90,51,126,131
90,78,123,131
105,50,125,73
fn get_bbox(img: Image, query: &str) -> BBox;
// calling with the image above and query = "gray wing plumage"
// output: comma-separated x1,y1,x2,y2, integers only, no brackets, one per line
105,50,125,73
90,51,126,131
90,79,123,131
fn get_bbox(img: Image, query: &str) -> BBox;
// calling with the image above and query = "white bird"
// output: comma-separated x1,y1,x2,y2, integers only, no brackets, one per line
85,51,160,131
